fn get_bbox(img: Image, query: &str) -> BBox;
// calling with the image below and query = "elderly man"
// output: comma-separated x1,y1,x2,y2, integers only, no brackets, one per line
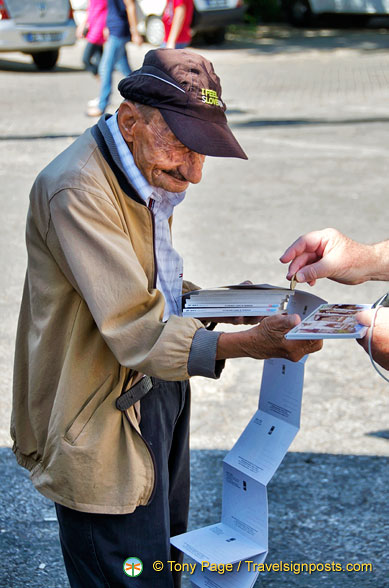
281,227,389,370
12,49,321,587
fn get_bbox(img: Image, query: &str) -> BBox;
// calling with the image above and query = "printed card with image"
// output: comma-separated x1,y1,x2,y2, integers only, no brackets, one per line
285,303,371,339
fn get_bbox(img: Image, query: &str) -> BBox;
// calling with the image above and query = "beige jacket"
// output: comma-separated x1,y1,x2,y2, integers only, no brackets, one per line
11,122,213,514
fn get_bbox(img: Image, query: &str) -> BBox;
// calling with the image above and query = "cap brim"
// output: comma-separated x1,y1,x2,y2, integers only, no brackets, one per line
160,109,248,160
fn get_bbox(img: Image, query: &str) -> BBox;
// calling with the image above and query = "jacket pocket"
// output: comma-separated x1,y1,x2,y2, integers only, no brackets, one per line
64,374,113,445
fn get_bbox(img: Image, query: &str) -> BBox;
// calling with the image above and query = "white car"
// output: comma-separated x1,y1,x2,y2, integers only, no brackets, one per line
282,0,389,26
0,0,76,70
137,0,246,46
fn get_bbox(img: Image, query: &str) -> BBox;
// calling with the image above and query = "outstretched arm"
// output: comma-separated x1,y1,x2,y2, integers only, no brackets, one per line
280,228,389,286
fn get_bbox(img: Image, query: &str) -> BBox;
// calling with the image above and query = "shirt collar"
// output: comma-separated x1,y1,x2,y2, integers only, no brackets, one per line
106,113,186,208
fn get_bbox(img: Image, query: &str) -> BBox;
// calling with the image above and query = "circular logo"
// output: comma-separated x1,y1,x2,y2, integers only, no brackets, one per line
123,557,143,577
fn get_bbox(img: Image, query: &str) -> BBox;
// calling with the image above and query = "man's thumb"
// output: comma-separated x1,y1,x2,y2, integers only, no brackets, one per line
283,313,301,330
296,259,330,284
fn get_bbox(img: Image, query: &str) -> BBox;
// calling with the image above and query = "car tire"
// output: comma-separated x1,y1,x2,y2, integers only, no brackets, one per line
286,0,312,27
203,27,226,45
349,15,370,26
145,15,165,46
31,49,60,71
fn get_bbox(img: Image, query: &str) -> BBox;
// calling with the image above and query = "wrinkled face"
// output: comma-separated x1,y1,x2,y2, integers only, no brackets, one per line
119,103,205,192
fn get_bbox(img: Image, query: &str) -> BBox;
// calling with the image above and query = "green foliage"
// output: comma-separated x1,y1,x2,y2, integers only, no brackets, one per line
244,0,282,23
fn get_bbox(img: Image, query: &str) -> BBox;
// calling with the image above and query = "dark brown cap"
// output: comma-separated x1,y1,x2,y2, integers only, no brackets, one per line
118,48,247,160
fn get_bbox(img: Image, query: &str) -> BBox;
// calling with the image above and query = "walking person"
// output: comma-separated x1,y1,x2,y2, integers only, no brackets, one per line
77,0,107,78
87,0,143,117
162,0,194,49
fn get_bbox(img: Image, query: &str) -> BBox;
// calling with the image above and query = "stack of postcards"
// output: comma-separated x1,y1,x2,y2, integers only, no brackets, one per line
182,284,294,318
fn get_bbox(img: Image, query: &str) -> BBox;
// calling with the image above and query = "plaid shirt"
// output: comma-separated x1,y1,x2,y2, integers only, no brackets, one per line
107,114,185,320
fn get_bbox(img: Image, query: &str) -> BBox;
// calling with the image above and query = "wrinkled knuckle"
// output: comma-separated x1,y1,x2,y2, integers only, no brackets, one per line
306,267,317,281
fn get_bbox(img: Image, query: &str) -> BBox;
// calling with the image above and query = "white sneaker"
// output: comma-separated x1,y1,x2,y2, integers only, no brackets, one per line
86,105,104,117
87,97,99,107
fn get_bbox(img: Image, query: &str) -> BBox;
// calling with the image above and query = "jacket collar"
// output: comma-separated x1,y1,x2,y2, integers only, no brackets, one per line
91,114,145,206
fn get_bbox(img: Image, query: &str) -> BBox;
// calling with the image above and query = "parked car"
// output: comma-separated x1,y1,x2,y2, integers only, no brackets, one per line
136,0,246,46
281,0,389,27
0,0,76,70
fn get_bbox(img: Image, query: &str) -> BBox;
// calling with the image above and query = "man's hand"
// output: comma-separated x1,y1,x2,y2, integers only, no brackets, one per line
200,316,263,326
356,308,389,370
280,228,380,286
76,14,87,39
216,314,322,362
131,31,143,46
221,316,263,325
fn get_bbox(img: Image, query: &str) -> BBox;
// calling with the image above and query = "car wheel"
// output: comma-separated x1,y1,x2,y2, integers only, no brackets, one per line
145,15,164,46
286,0,312,26
31,50,60,71
349,14,370,26
203,27,226,45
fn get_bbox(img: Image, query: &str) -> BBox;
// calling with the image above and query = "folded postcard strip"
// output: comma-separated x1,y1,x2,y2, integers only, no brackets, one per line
171,290,325,588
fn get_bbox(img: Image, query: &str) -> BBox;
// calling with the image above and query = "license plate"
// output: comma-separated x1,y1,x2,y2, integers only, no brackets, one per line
25,32,62,43
204,0,228,7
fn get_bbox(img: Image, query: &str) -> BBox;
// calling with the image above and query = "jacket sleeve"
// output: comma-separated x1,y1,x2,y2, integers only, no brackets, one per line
46,188,222,381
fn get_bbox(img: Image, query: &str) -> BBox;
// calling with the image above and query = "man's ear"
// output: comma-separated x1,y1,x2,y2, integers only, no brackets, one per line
117,101,139,143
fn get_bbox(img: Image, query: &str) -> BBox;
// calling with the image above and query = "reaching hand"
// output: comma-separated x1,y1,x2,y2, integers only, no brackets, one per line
280,228,376,286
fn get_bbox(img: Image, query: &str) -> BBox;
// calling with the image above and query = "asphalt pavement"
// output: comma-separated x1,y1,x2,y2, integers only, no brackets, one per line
0,24,388,587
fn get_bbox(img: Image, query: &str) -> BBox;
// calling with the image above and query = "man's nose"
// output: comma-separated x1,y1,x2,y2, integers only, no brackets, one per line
179,151,205,184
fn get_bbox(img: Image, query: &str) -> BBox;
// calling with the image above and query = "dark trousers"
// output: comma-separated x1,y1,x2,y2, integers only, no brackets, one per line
82,42,103,76
55,379,190,587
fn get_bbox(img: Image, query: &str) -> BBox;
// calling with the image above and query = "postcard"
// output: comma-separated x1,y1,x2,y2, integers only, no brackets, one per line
285,303,371,339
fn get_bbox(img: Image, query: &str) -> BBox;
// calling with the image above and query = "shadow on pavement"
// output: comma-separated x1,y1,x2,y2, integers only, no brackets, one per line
0,57,83,73
3,119,388,142
0,448,387,587
188,450,388,588
194,23,389,56
366,429,389,440
0,134,81,141
230,117,389,129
